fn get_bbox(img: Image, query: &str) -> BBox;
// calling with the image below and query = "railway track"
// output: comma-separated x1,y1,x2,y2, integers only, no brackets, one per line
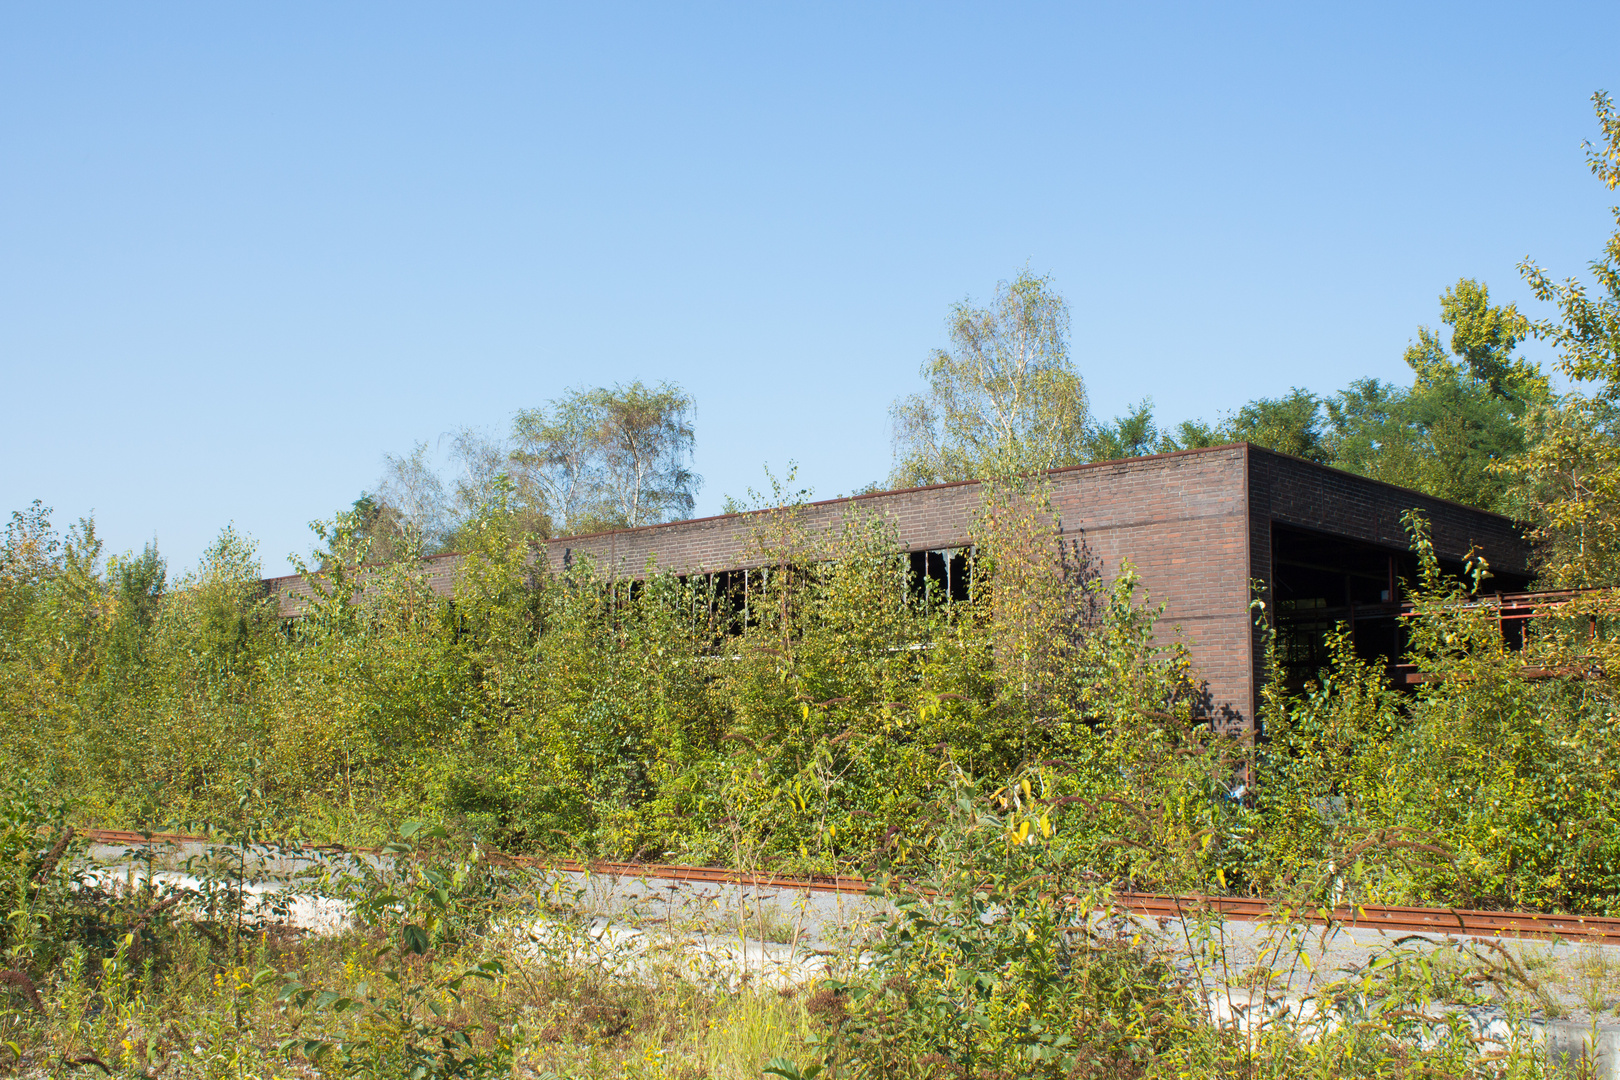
81,828,1620,945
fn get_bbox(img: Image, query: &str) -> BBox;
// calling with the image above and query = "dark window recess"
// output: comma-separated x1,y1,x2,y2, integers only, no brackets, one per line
1270,524,1529,686
679,568,751,636
909,549,970,604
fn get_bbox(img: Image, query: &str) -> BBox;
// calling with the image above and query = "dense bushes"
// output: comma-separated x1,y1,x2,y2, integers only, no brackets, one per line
1251,518,1620,914
803,768,1550,1080
4,487,1620,915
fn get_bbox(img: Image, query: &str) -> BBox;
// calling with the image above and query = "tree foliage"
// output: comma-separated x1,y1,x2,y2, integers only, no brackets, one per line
1080,398,1174,461
890,270,1088,486
1082,278,1544,515
350,380,701,559
1500,90,1620,584
893,267,1541,518
7,483,1620,916
509,379,699,533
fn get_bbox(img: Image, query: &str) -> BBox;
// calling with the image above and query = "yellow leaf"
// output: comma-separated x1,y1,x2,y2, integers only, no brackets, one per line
1017,820,1030,842
1039,815,1051,838
1215,867,1226,889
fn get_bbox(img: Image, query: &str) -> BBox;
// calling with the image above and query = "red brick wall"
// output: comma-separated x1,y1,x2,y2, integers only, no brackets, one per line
1041,448,1253,729
544,479,983,577
262,554,462,618
262,444,1528,732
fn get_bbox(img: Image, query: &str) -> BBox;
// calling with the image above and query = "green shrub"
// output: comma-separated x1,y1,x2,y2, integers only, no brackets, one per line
4,491,1620,916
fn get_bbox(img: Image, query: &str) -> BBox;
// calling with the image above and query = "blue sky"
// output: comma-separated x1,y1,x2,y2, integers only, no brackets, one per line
3,2,1618,575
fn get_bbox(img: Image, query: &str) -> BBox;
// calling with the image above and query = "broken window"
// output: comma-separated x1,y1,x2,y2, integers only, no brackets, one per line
908,548,971,606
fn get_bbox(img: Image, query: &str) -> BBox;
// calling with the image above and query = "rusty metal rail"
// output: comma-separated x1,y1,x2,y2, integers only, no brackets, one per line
80,829,1620,945
1114,892,1620,944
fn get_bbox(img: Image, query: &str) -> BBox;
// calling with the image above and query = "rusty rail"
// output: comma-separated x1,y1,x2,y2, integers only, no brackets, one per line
80,829,1620,945
1113,892,1620,944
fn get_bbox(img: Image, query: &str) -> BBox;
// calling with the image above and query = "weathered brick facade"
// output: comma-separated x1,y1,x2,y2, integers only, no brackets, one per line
266,444,1528,729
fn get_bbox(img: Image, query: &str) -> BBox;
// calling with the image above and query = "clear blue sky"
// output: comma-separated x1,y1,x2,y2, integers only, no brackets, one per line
3,3,1618,575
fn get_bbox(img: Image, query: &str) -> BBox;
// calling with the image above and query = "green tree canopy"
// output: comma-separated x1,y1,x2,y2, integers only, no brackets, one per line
1082,279,1544,515
890,270,1088,486
1501,90,1620,584
342,381,700,559
511,380,699,534
1319,278,1546,511
1081,399,1170,462
1228,388,1330,463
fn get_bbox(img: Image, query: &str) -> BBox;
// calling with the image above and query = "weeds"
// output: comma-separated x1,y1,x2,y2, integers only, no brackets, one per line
2,787,1604,1080
6,485,1620,917
780,766,1569,1079
5,481,1620,1075
0,806,827,1079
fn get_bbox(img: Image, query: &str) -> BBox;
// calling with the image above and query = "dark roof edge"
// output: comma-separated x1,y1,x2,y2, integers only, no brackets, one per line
1242,444,1522,530
262,442,1519,587
263,449,1229,587
263,548,466,588
545,442,1251,546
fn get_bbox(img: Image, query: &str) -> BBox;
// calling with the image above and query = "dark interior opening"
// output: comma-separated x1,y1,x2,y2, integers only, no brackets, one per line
1270,524,1530,686
908,548,971,605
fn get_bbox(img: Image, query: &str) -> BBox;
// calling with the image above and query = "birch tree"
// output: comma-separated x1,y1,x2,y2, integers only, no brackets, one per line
511,381,698,534
890,270,1088,486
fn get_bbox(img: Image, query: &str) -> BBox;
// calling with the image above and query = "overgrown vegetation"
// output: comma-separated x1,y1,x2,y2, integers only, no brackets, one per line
0,797,821,1078
0,769,1572,1078
5,462,1620,920
5,89,1620,1080
800,766,1562,1079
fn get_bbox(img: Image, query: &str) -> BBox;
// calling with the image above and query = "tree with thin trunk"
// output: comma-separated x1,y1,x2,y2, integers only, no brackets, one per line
890,269,1088,487
511,381,699,534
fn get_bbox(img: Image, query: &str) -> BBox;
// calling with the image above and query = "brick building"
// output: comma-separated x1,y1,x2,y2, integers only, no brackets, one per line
267,444,1529,730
